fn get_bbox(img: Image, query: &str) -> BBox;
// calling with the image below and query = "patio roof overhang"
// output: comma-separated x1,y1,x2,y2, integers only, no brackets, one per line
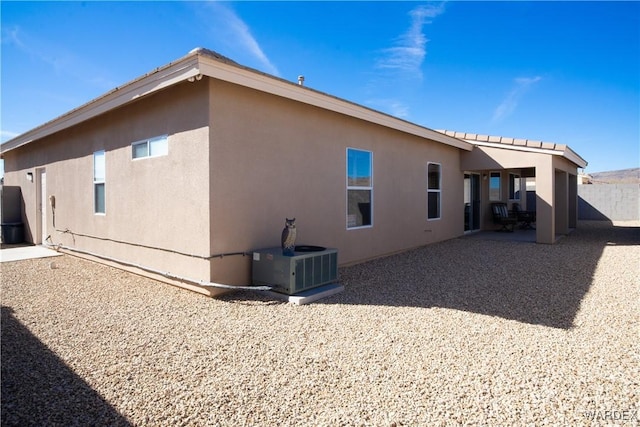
1,48,472,156
438,130,588,169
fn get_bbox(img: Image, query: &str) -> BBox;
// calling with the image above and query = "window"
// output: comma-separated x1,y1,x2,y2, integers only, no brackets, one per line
509,173,521,200
347,148,372,228
489,171,501,201
93,150,105,214
132,135,168,159
427,163,441,220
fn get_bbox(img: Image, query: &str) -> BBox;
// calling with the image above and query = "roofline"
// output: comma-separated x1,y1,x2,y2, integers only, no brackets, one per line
196,51,472,151
437,130,588,169
1,48,472,155
1,53,201,154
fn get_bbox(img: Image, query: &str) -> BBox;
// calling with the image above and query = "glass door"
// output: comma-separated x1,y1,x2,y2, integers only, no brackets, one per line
464,173,481,232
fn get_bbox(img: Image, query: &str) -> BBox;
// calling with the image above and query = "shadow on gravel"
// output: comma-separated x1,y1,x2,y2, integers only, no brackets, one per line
1,306,132,427
219,223,639,329
322,222,640,330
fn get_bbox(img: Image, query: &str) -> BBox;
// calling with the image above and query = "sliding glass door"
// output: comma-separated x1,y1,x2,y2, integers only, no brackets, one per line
464,173,481,232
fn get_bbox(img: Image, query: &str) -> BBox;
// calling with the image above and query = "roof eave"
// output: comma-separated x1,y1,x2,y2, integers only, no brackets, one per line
2,49,472,155
563,146,588,169
465,140,588,169
196,54,472,151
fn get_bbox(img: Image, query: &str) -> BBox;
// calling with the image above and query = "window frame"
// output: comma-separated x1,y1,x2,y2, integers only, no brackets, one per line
489,171,502,201
427,162,442,220
346,148,373,230
131,135,168,160
93,150,106,215
508,173,521,201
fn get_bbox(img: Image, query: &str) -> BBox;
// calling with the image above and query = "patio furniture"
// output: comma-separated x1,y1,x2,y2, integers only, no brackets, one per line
512,203,536,229
491,202,517,232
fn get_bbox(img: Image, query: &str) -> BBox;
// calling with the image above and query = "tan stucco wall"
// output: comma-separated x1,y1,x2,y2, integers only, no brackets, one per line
207,80,464,284
3,82,214,291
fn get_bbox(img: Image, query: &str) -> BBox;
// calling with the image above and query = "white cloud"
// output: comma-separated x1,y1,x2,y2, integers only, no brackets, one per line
1,26,25,49
492,76,542,123
1,130,20,137
366,99,410,119
201,2,280,77
366,3,445,119
2,26,116,90
1,130,20,140
376,3,445,76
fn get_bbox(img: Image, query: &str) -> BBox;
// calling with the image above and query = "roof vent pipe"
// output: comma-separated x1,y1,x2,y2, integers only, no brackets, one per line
298,75,305,86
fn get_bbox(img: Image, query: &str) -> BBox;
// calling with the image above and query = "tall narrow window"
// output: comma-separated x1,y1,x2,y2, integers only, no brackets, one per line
427,162,441,220
347,148,373,228
509,173,521,200
489,171,501,201
94,150,105,214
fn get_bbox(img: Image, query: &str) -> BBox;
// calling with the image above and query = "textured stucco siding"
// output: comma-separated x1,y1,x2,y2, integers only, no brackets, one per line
207,79,464,285
2,81,213,289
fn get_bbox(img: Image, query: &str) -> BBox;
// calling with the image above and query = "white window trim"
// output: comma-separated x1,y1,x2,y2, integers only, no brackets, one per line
132,135,168,160
93,150,106,215
489,171,502,202
346,147,373,230
427,162,442,221
509,173,521,201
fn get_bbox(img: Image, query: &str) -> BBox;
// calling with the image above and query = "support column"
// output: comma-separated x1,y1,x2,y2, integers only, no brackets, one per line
535,160,555,244
568,174,578,229
555,170,569,236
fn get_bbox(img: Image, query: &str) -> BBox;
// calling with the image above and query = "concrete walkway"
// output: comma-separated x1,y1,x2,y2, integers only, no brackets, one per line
0,245,63,263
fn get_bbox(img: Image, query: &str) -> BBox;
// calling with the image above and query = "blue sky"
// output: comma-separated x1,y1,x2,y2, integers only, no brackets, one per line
1,1,638,175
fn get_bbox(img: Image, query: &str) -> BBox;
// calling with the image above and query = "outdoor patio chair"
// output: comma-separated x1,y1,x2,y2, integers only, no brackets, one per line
511,203,536,229
491,202,517,232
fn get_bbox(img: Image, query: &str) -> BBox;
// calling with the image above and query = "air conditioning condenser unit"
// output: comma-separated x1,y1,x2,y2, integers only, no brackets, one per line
252,246,338,295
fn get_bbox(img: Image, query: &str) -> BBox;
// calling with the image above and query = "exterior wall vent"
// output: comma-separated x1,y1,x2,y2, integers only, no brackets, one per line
252,247,338,295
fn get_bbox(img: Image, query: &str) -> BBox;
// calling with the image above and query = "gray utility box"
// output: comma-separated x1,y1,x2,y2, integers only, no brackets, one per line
252,247,338,295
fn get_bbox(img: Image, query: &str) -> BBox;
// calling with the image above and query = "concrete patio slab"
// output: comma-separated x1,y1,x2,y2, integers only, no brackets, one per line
0,246,63,263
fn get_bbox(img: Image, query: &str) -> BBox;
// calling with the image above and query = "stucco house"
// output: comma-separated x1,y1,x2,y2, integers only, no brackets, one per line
1,48,587,296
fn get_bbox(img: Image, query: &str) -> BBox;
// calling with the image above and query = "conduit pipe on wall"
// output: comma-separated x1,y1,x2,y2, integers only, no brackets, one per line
55,227,249,260
46,243,273,292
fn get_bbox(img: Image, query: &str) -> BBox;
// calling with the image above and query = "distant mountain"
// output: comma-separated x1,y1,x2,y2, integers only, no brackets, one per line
588,168,639,184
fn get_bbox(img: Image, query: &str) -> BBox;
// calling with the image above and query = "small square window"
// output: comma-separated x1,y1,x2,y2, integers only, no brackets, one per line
149,137,168,157
132,142,149,159
132,135,168,159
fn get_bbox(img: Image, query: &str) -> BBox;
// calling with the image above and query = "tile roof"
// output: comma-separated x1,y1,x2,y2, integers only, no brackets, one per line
437,130,567,151
436,130,588,168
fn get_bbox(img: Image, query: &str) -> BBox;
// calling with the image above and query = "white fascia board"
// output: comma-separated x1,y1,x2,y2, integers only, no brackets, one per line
562,146,588,169
468,140,588,168
1,57,201,155
198,57,473,152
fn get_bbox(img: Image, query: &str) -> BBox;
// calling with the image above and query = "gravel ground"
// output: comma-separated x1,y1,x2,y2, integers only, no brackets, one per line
2,221,638,426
